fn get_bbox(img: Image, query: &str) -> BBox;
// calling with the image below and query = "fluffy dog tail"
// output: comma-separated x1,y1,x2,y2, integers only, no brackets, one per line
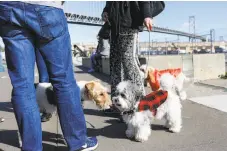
183,73,191,83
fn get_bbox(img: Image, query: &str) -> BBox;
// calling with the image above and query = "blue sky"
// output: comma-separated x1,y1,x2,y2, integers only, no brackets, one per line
1,1,227,46
63,1,227,43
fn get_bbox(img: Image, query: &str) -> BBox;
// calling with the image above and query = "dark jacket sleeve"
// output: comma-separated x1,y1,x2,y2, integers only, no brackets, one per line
138,1,152,19
102,1,112,13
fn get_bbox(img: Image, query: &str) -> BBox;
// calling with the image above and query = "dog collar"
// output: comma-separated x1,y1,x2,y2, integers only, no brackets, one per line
122,109,135,115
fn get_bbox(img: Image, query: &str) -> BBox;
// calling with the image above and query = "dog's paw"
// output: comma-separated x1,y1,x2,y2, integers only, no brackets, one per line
125,129,134,138
135,135,149,142
164,122,171,129
17,131,22,148
134,126,151,142
179,91,187,101
41,113,52,122
169,127,181,133
18,140,22,148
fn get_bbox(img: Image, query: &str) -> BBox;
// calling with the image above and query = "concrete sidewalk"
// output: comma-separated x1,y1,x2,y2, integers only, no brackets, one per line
189,94,227,113
198,79,227,89
1,66,227,151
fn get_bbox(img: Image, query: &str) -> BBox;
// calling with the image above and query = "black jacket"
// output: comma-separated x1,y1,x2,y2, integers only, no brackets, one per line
102,1,152,37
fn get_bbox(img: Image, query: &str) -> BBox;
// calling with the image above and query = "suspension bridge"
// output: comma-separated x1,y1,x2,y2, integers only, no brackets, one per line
65,12,206,41
61,1,207,41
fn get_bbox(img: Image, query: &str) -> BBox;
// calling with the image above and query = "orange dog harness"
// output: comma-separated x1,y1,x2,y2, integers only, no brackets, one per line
147,68,182,91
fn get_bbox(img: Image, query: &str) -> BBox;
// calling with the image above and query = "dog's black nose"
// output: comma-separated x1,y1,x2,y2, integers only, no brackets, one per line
113,99,121,106
113,98,118,103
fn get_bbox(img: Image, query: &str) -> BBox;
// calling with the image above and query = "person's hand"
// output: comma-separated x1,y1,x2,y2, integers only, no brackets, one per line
144,17,153,31
102,12,108,22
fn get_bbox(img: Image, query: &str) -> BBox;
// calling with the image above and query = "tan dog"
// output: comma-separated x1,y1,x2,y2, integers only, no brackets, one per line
140,64,189,101
36,80,111,122
78,80,112,109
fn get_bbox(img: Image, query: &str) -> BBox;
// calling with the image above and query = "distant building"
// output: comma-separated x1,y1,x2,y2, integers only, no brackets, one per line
71,41,227,54
139,41,227,53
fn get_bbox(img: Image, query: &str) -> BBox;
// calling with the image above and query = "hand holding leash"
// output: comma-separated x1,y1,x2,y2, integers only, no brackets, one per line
102,12,108,22
144,17,153,31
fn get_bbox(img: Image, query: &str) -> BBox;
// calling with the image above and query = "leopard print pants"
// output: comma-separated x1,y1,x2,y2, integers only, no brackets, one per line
110,28,145,98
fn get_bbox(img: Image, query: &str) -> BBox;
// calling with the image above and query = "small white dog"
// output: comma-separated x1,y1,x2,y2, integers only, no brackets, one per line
112,73,182,142
139,64,189,101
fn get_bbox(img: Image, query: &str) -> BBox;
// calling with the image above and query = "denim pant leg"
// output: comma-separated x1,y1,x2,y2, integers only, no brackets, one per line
90,53,96,69
33,8,87,151
0,52,4,72
1,29,42,150
0,2,87,150
39,32,87,151
35,49,49,83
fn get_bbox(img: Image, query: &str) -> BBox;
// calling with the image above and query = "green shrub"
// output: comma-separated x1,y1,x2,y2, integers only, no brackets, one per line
218,72,227,79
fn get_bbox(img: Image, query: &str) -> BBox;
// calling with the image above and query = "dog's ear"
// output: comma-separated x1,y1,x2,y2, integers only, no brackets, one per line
148,70,156,83
104,87,110,93
85,82,95,91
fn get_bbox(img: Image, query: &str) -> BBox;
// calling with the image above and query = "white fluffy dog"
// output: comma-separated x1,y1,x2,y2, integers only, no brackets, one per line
112,73,182,142
139,64,189,101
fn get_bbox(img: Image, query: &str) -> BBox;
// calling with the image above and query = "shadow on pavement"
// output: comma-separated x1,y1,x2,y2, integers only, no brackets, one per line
83,108,120,118
0,130,67,151
87,120,169,141
151,124,169,131
0,124,169,150
74,70,87,74
43,143,67,151
0,102,13,113
76,66,110,85
195,82,227,92
0,130,21,149
87,119,127,139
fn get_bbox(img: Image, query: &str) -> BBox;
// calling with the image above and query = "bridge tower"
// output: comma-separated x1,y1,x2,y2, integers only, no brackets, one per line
220,36,224,42
189,16,196,51
210,29,215,52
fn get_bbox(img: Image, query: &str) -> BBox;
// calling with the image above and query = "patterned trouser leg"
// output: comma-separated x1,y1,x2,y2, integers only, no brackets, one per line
110,28,145,98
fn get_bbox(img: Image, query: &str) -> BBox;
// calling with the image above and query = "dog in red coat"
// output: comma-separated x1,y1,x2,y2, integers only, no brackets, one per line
112,73,182,142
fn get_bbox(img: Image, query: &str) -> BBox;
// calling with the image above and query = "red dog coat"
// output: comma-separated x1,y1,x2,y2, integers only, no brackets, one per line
147,68,182,91
138,90,168,115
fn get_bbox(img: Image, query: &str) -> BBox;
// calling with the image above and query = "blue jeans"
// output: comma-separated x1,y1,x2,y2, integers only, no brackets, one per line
0,53,4,72
0,2,87,151
35,49,49,83
90,53,96,69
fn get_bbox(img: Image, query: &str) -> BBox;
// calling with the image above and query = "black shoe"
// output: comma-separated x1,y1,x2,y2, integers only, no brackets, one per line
41,113,52,122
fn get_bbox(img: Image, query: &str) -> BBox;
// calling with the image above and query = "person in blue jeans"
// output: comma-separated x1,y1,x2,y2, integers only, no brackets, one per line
35,49,54,122
0,2,98,151
88,49,97,73
0,51,4,72
35,49,49,83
